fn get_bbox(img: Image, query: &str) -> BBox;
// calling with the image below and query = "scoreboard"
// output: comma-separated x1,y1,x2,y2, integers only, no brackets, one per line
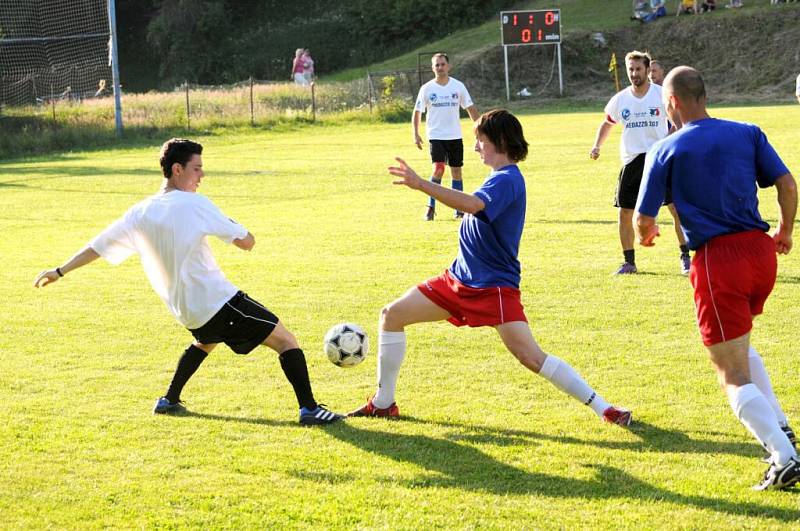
500,9,561,46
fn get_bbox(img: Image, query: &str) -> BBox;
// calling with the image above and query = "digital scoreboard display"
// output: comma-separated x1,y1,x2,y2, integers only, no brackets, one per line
500,9,561,46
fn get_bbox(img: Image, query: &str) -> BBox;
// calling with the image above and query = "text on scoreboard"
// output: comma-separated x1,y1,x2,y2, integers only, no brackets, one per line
500,9,561,46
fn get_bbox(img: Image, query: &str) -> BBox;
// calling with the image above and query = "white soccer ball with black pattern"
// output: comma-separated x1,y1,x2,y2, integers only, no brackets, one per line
323,323,368,368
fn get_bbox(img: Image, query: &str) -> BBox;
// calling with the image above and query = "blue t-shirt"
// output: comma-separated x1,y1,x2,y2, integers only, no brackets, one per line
449,164,526,288
636,118,789,250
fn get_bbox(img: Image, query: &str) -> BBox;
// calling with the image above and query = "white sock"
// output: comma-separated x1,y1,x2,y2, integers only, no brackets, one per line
729,384,796,466
748,347,788,427
372,331,406,409
539,354,610,417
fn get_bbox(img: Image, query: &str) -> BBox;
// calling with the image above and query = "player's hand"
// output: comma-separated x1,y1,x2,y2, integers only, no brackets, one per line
639,224,660,247
589,147,600,160
773,227,793,254
414,134,423,150
33,269,61,288
388,157,423,190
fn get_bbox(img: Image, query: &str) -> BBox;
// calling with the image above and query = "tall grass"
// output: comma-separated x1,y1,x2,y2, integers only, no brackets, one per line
0,80,411,159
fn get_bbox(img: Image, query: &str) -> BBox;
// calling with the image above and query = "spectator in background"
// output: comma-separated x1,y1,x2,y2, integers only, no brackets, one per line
677,0,696,15
302,49,315,85
700,0,717,12
632,0,667,22
727,0,743,7
291,48,307,86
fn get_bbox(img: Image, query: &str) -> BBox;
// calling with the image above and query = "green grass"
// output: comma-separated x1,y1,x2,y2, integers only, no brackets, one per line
1,105,799,528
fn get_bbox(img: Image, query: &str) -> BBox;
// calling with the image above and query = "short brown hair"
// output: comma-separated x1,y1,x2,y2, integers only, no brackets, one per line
159,138,202,179
431,52,449,64
474,109,528,163
625,50,651,69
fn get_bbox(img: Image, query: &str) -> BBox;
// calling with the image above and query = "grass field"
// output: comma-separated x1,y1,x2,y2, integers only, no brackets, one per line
1,104,799,528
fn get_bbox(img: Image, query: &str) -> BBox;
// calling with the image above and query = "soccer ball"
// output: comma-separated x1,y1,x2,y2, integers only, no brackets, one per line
323,323,368,368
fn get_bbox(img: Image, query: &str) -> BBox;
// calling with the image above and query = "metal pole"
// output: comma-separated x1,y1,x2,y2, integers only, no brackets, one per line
249,76,254,126
107,0,123,137
557,43,563,97
185,80,190,132
504,45,510,102
310,82,316,122
367,71,373,114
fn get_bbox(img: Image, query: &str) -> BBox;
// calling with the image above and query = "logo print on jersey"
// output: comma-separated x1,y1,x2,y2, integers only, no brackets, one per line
621,108,631,121
452,93,458,99
649,107,660,117
430,94,437,102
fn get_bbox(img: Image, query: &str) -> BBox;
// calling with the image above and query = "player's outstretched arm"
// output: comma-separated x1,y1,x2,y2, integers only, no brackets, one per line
33,246,100,288
388,157,484,214
590,121,613,160
233,232,255,251
634,213,660,247
773,173,797,254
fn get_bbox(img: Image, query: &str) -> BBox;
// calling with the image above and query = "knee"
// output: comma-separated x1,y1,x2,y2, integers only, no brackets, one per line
433,162,445,178
273,327,300,353
716,368,750,389
379,303,403,332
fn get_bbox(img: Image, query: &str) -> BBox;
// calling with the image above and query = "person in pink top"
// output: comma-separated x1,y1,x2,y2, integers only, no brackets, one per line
291,48,307,86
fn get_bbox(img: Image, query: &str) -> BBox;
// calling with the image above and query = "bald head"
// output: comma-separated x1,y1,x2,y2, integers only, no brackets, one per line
663,66,706,103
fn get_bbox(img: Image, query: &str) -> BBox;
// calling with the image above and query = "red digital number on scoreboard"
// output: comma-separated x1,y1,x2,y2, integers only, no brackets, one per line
500,9,561,46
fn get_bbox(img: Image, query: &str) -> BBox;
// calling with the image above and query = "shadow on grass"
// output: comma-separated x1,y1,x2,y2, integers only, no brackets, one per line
179,410,298,428
324,421,800,521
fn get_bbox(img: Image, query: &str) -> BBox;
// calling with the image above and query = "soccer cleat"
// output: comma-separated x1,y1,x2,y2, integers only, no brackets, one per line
348,396,400,418
424,206,435,221
299,404,344,426
602,406,632,426
153,396,185,415
753,457,800,491
613,262,638,275
680,253,691,275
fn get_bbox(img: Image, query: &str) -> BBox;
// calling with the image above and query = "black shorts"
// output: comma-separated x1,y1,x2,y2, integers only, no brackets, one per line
429,139,464,167
614,153,645,209
189,291,278,354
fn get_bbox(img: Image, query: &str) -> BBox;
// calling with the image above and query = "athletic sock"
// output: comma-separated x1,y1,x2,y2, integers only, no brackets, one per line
427,177,442,209
452,179,464,215
729,383,796,466
165,344,208,403
623,249,635,265
539,354,610,417
279,348,317,410
748,347,789,427
679,244,690,256
372,331,406,409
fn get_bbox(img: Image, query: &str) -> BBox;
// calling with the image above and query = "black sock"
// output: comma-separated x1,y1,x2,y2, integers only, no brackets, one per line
680,244,690,256
279,348,317,410
623,249,635,265
165,345,208,403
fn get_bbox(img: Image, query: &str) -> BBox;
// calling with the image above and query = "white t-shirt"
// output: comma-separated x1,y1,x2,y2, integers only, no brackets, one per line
414,77,474,140
604,83,668,165
795,73,800,97
90,190,248,329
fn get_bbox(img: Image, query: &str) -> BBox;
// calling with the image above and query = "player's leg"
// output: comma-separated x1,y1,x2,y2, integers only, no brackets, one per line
448,140,465,218
613,156,643,274
667,202,691,275
706,333,798,488
426,141,447,220
495,321,631,425
351,287,451,416
154,341,217,414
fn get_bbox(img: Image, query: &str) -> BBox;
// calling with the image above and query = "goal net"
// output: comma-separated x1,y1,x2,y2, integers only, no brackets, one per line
0,0,112,107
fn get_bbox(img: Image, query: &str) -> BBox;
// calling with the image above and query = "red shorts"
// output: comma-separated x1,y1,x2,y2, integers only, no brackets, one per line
690,230,776,346
417,270,527,327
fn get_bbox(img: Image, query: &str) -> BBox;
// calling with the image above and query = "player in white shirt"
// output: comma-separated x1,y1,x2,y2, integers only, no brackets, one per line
795,73,800,104
413,53,479,220
590,51,690,275
33,138,343,425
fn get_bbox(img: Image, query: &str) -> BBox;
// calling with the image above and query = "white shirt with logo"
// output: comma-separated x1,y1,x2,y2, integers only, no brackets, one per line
604,83,668,165
414,77,474,140
90,190,248,329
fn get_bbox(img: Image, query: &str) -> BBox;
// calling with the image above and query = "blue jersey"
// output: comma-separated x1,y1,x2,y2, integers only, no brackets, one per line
449,165,526,288
637,118,789,250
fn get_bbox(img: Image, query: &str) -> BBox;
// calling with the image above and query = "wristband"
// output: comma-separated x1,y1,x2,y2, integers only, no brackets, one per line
56,267,64,277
